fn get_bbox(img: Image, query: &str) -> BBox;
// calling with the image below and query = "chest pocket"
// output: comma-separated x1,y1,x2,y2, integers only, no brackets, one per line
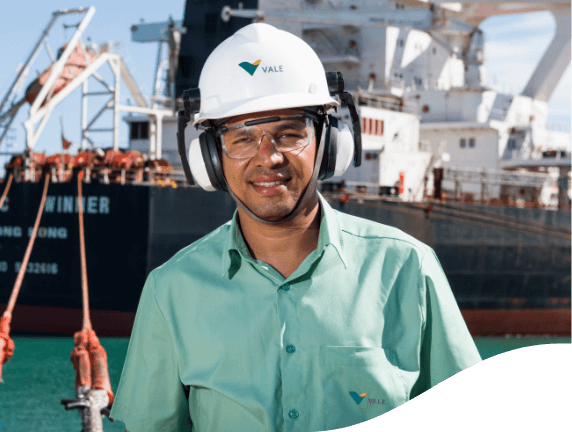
319,346,408,430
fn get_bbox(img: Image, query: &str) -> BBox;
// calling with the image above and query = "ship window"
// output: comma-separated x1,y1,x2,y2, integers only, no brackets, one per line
362,117,368,134
130,121,149,140
374,120,382,136
508,138,516,150
368,118,373,134
460,138,466,148
469,138,475,148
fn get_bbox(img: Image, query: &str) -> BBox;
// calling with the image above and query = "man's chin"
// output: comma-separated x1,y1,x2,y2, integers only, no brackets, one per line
247,200,297,223
252,207,294,222
237,189,303,222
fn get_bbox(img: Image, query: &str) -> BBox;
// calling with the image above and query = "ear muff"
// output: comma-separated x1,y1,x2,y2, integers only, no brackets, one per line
189,131,228,192
201,131,228,191
333,120,355,176
318,115,338,180
188,137,215,191
318,116,355,180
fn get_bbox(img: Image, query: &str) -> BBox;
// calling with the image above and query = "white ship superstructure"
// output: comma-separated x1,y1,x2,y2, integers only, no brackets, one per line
126,0,570,203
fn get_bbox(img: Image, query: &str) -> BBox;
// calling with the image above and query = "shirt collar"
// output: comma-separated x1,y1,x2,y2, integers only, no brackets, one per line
221,192,346,276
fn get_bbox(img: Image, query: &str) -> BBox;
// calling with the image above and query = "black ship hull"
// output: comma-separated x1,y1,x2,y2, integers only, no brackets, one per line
1,181,570,336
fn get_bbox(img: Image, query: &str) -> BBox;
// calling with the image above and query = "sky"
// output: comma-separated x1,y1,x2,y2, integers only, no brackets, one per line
0,1,570,164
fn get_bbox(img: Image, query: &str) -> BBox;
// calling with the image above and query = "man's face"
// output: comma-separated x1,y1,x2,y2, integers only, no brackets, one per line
220,108,317,222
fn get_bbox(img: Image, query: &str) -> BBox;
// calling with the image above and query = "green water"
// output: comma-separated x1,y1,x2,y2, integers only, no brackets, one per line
0,336,569,431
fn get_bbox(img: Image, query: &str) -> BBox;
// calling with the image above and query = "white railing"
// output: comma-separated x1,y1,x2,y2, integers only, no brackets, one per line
443,167,557,188
355,89,417,114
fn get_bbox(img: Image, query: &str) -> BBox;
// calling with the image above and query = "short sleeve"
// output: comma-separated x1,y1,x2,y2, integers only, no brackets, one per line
110,272,192,432
411,249,482,398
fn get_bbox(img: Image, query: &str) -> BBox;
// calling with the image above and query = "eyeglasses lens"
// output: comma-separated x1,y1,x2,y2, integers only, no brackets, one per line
221,117,313,159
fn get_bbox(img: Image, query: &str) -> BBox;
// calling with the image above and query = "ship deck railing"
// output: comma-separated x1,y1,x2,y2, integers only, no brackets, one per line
354,88,417,115
318,180,571,210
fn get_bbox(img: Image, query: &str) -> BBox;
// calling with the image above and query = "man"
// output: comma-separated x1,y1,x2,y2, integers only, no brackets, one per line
110,23,481,432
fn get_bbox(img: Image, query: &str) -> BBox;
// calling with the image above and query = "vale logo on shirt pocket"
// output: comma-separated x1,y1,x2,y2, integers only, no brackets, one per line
349,391,367,405
349,391,386,406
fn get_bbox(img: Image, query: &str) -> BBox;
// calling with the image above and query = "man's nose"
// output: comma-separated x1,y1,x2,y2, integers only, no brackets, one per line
253,133,284,165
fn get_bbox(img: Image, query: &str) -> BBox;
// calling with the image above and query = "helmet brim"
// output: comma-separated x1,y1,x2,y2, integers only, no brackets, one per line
193,93,339,126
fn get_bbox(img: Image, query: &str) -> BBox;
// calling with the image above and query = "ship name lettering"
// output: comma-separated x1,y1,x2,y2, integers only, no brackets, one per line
44,195,110,215
0,226,22,238
27,226,68,239
0,261,8,272
14,261,58,275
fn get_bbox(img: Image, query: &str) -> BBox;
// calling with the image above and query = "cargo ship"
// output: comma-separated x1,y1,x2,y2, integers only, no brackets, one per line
0,0,570,337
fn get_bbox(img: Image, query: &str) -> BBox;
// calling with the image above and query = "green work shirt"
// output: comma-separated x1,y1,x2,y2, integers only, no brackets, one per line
110,193,481,432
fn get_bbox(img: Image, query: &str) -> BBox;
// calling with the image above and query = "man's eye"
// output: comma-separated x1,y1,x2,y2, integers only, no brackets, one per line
280,130,304,138
230,137,255,146
280,129,303,136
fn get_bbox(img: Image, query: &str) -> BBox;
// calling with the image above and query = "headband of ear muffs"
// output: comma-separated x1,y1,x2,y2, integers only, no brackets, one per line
188,114,353,191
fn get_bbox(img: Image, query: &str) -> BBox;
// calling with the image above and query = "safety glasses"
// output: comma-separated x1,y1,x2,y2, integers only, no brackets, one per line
215,113,319,160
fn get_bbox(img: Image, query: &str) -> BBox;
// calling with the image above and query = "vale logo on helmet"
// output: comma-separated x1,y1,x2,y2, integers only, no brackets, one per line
239,59,283,76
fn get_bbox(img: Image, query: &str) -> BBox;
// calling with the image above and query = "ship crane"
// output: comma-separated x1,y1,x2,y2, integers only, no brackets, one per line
0,7,172,160
129,17,187,111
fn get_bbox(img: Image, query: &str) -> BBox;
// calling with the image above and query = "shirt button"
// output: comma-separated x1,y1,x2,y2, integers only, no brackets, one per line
281,283,290,291
289,409,299,419
286,345,296,353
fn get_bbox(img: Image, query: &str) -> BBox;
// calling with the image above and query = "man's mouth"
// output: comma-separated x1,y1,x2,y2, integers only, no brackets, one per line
250,175,290,185
249,177,290,196
252,180,286,187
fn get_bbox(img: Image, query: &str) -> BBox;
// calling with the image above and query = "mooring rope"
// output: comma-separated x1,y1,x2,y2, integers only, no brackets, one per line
65,171,114,432
0,172,13,210
3,173,51,320
1,173,51,382
77,172,92,331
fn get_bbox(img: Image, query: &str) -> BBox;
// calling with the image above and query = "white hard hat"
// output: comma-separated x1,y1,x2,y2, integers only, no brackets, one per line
193,23,339,126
